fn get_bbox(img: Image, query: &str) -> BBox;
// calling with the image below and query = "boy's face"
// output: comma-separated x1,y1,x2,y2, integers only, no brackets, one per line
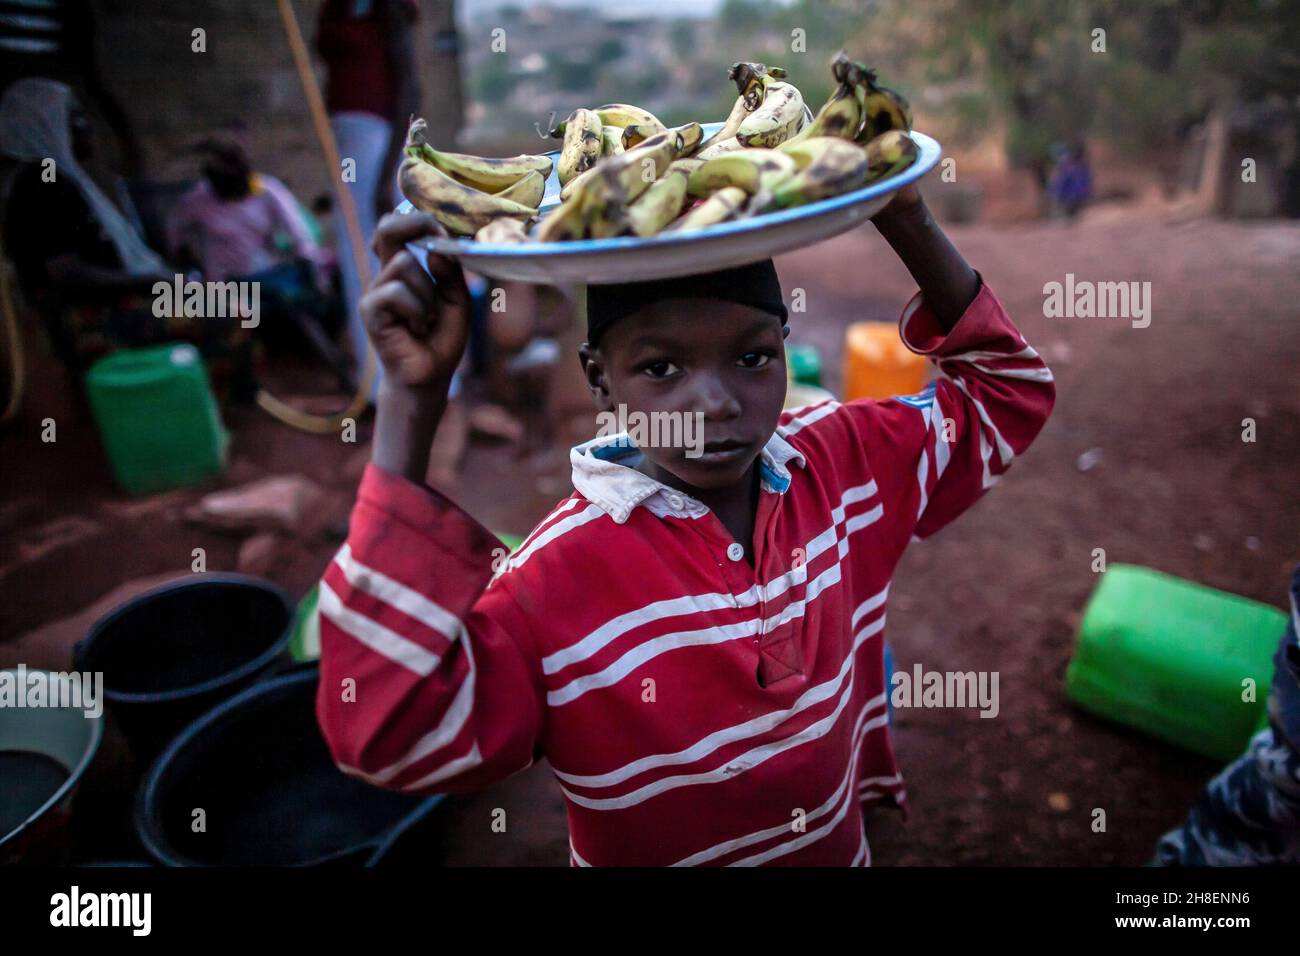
580,297,789,493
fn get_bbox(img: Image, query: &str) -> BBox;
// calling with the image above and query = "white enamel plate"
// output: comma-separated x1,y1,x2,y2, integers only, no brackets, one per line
399,123,941,286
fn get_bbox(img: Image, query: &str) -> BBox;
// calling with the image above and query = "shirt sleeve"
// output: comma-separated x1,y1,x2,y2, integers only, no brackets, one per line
843,278,1056,540
315,463,547,795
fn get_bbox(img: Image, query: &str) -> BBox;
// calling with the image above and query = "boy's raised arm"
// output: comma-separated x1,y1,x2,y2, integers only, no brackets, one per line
871,184,980,332
827,189,1056,540
315,214,546,794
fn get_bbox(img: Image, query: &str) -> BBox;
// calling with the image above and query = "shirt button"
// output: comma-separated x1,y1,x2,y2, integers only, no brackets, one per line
666,493,684,510
726,542,745,562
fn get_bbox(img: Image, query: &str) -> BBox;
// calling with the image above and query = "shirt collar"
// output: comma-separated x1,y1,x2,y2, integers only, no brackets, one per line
569,426,807,524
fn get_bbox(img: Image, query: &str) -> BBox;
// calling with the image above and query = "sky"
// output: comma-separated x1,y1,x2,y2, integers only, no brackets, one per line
459,0,730,21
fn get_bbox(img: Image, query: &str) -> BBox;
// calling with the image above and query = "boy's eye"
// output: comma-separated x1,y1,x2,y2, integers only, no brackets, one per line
642,360,680,379
738,352,771,369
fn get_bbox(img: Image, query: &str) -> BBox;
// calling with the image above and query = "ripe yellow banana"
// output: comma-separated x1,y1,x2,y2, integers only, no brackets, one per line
399,149,537,236
696,136,744,161
687,148,798,198
620,123,656,151
625,164,691,237
696,95,751,154
558,108,602,186
535,195,588,242
495,169,546,208
417,146,553,192
601,126,625,157
474,218,531,244
592,103,666,133
559,163,599,203
768,137,870,209
736,79,806,148
668,187,748,232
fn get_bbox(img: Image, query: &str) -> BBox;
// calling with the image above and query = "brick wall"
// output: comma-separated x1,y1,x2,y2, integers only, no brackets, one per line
92,0,463,209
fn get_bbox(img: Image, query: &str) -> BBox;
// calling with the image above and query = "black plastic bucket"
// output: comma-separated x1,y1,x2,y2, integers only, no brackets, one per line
134,665,431,866
74,574,293,760
364,794,447,867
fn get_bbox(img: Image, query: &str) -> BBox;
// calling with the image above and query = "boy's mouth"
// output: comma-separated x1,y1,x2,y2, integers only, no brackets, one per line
692,438,752,465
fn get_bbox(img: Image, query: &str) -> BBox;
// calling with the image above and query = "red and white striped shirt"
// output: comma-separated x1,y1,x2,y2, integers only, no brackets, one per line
315,281,1055,866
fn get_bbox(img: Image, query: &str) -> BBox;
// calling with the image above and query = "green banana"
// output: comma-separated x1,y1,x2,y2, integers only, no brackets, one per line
582,130,679,238
729,62,788,111
535,195,588,242
736,79,806,148
768,137,870,209
625,164,691,237
782,80,862,148
399,148,537,236
558,108,602,186
858,81,913,141
687,148,798,198
863,130,919,181
404,118,552,191
495,169,546,208
668,187,749,232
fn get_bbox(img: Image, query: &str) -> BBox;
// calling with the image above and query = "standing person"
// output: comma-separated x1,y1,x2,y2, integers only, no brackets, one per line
316,0,420,398
312,182,1056,866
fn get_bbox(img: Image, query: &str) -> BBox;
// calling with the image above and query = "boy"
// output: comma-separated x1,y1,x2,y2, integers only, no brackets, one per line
315,183,1055,866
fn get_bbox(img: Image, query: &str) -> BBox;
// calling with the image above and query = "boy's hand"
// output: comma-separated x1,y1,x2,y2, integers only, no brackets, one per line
363,212,471,392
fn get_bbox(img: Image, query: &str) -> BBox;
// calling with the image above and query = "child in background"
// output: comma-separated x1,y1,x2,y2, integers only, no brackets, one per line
314,182,1055,866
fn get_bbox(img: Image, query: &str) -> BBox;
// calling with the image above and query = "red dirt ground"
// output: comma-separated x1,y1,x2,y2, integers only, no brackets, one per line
4,212,1298,865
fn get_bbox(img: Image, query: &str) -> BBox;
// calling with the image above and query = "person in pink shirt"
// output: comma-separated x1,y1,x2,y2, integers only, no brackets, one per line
166,132,331,288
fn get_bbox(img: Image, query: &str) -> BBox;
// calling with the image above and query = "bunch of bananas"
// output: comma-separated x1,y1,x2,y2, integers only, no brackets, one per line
398,118,552,236
397,50,920,244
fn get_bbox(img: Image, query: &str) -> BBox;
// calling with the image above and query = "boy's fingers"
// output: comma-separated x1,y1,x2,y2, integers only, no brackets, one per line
372,212,448,265
424,251,470,305
364,279,432,336
373,249,439,311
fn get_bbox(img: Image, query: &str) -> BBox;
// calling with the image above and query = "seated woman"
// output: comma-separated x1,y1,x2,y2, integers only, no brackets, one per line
0,78,254,395
166,129,341,358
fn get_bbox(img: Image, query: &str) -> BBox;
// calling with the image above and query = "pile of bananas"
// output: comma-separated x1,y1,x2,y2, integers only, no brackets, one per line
398,51,919,244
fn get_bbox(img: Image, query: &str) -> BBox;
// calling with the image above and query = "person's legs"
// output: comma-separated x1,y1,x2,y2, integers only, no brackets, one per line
1155,726,1300,865
328,111,392,401
1156,568,1300,865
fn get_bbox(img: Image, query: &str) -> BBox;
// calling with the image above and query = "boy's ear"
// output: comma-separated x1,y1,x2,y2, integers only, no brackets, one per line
782,325,791,340
577,342,614,411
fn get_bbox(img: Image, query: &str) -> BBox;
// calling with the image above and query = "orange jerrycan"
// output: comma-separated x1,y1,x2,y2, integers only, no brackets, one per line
842,321,928,401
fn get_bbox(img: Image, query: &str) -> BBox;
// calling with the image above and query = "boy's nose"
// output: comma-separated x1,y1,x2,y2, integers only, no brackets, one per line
690,374,742,420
